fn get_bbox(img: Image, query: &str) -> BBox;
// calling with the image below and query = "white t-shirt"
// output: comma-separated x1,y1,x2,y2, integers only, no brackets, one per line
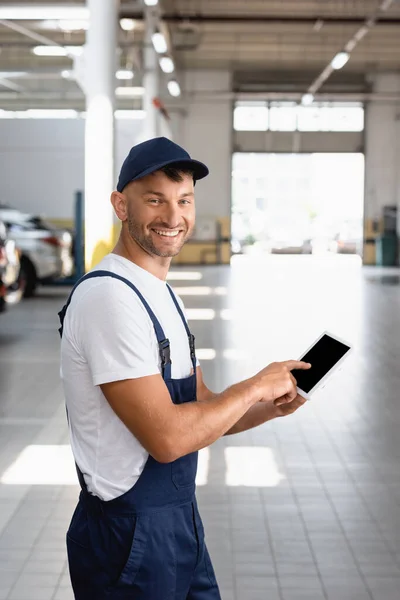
60,254,197,501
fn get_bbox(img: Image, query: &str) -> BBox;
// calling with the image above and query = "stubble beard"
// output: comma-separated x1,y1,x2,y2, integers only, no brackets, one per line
127,213,193,258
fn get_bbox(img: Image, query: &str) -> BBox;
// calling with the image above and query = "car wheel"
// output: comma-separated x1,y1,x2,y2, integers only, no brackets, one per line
20,257,37,298
0,289,6,313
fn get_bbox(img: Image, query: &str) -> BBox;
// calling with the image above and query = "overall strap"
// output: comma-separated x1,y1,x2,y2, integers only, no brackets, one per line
58,270,172,379
166,283,197,374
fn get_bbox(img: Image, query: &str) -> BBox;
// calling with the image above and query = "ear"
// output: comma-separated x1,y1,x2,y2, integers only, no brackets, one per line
111,191,128,222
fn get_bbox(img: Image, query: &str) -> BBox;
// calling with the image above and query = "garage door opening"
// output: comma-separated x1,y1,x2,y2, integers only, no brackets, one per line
231,152,364,258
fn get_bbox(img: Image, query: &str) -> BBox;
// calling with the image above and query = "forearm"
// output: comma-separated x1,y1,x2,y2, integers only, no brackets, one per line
224,401,279,435
196,380,279,436
169,379,259,459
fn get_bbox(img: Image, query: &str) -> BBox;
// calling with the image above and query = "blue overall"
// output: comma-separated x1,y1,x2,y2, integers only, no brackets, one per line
58,270,221,600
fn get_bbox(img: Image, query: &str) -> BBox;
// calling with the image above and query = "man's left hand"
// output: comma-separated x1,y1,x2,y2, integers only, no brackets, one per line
273,393,307,417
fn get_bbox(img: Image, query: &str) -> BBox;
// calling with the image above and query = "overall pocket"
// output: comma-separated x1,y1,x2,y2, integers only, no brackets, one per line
105,513,150,595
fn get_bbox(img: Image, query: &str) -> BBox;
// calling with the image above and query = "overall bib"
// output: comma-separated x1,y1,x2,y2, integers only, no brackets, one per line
58,270,222,600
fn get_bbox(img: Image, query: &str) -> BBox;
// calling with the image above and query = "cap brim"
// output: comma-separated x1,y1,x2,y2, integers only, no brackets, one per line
118,158,209,192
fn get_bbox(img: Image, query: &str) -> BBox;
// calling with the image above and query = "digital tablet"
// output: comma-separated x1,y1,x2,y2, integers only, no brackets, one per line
291,331,352,400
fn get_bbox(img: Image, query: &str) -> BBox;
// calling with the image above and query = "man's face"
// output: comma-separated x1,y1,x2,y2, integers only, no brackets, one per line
124,170,195,258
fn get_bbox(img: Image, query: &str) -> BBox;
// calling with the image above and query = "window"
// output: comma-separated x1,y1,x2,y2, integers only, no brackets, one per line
269,102,297,131
233,102,268,131
297,103,364,132
234,101,364,132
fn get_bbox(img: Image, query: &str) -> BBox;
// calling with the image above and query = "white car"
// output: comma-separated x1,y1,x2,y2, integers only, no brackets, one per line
0,219,22,311
0,207,74,297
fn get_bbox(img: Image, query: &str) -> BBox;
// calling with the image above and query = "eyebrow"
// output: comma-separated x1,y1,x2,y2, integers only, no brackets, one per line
143,190,194,198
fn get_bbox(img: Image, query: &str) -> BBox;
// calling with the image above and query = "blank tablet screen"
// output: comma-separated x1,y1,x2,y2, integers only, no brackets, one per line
291,334,351,394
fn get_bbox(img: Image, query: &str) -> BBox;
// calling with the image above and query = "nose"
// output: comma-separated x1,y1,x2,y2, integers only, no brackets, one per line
160,202,182,229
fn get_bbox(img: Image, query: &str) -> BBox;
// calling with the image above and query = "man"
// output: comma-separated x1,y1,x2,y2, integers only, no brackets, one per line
59,136,310,599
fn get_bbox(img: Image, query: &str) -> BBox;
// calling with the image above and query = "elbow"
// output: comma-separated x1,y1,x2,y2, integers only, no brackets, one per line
150,438,182,464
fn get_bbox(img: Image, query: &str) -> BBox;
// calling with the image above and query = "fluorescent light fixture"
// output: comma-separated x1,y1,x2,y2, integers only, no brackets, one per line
195,349,216,360
144,0,159,5
58,20,88,32
116,69,134,80
25,109,78,119
152,32,167,54
185,309,215,320
0,110,15,119
115,86,145,97
168,80,181,97
166,271,202,281
0,7,89,20
159,57,175,73
115,110,146,119
331,51,350,70
301,93,314,105
65,46,84,57
120,18,135,31
32,46,67,57
0,71,27,78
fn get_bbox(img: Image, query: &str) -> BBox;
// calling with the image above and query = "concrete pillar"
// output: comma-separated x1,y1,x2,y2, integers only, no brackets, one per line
141,8,160,141
172,70,233,220
169,70,233,264
364,73,400,262
84,0,118,270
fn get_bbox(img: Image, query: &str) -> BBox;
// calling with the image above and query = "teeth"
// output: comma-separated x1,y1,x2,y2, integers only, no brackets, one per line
153,229,180,238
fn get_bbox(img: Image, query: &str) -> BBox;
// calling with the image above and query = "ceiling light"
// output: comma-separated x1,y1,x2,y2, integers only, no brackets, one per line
115,110,146,119
152,32,167,54
313,19,324,32
116,70,134,80
331,51,350,70
61,70,72,79
0,71,27,78
167,80,181,97
0,7,89,20
115,86,145,97
301,93,314,106
65,46,84,57
120,18,135,31
25,109,78,119
144,0,159,5
159,57,174,73
32,46,67,57
58,20,88,32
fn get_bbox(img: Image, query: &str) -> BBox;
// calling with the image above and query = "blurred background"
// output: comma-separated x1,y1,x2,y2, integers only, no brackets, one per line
0,2,400,600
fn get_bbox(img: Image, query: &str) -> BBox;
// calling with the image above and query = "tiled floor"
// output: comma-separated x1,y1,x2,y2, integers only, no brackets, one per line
1,254,400,600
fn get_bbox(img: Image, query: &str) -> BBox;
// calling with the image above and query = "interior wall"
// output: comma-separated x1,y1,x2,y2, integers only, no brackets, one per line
0,118,144,220
234,130,364,153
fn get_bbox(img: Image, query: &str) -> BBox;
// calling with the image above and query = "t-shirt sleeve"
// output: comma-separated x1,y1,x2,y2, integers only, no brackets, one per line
72,279,160,386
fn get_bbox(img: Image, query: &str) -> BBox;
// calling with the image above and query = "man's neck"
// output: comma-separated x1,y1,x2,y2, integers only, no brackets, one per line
112,237,171,281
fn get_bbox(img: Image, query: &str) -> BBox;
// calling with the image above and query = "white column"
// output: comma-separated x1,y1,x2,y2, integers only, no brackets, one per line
365,73,400,225
141,7,160,141
84,0,118,271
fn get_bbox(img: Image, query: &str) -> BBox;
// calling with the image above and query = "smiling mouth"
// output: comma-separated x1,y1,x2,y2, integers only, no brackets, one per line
152,229,182,238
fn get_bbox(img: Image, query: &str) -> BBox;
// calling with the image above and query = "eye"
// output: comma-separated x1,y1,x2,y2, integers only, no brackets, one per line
179,199,191,205
148,198,161,204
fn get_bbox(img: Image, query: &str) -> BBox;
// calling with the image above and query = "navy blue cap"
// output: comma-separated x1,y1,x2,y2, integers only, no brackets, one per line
117,136,209,192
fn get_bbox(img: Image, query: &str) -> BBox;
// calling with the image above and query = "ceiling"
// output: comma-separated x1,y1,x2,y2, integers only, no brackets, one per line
0,0,400,109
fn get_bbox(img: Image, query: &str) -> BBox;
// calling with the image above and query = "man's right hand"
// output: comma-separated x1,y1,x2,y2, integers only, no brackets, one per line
251,360,311,406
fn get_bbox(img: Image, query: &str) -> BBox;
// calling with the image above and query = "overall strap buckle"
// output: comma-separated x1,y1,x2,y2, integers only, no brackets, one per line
58,305,67,338
158,338,171,367
189,334,196,362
